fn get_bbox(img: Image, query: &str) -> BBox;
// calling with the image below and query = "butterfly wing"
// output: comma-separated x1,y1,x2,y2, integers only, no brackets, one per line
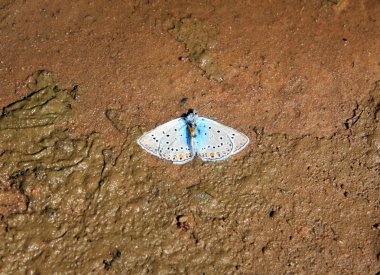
194,117,249,161
158,120,195,164
137,118,194,164
137,118,184,157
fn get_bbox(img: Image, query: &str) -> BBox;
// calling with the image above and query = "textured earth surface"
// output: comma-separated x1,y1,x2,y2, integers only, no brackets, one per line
0,0,380,273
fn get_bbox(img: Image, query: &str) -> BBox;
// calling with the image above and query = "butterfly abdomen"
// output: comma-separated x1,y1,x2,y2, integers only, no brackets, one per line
188,124,196,137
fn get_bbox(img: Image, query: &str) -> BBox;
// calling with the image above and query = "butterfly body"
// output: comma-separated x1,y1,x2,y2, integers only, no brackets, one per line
137,110,249,164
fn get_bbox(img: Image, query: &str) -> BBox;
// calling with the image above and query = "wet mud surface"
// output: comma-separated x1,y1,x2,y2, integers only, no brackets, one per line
1,0,380,273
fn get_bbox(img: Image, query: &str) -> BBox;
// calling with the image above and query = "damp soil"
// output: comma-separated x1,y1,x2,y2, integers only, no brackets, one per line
1,1,380,274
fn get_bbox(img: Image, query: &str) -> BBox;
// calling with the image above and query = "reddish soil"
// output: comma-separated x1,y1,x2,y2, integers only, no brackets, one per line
0,0,380,273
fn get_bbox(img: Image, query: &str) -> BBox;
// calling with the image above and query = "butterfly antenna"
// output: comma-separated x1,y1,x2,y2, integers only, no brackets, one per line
196,100,215,113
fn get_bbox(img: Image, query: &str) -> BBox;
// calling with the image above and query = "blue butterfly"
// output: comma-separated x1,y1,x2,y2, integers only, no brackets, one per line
137,110,249,164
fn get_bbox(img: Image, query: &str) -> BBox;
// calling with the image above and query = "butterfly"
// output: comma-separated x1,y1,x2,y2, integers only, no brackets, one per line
137,109,249,164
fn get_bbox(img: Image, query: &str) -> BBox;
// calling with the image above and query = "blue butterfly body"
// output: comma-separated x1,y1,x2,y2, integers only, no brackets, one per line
137,110,249,164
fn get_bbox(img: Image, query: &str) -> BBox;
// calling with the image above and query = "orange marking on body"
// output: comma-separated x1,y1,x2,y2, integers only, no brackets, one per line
179,154,183,159
189,125,195,137
210,152,214,157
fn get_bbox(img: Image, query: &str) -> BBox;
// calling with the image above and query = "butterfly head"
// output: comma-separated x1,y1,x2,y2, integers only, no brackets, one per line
185,109,198,122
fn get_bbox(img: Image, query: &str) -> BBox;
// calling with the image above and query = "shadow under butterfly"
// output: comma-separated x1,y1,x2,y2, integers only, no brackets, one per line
137,109,249,164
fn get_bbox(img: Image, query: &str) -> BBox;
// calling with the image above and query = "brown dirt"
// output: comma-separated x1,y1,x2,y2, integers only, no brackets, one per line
0,0,380,273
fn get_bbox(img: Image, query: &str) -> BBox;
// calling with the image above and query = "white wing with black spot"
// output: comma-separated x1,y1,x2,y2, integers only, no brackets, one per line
137,118,194,164
158,122,195,164
137,118,184,157
194,117,249,161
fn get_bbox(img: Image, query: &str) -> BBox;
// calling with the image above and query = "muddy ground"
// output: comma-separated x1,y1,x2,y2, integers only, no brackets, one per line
0,0,380,273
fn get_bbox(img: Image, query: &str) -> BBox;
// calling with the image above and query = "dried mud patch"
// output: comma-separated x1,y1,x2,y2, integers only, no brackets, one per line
169,17,224,81
0,72,379,273
0,71,108,272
